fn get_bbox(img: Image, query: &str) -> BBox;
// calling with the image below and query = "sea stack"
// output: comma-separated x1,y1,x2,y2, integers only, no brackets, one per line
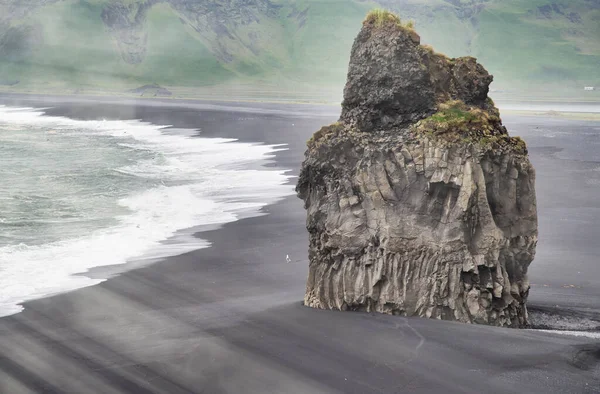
296,11,538,327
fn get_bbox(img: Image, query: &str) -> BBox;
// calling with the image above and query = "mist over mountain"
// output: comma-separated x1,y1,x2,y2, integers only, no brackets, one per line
0,0,599,97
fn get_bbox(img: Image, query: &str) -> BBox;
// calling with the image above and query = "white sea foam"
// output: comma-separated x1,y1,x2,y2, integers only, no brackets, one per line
533,330,600,339
0,106,294,316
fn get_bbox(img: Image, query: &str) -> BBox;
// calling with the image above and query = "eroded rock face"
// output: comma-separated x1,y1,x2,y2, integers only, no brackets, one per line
101,1,158,64
297,17,538,327
340,22,493,132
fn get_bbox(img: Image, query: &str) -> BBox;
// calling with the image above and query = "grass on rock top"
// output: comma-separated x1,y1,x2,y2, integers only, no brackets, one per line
364,9,415,31
416,100,528,154
305,99,528,155
427,102,481,124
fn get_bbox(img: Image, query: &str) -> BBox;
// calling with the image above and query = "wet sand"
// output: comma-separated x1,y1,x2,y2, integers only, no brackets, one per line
0,97,599,393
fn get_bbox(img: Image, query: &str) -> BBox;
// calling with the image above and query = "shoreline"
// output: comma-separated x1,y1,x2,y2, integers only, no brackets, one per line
1,97,600,393
1,91,599,114
0,100,298,318
0,96,335,318
0,91,343,111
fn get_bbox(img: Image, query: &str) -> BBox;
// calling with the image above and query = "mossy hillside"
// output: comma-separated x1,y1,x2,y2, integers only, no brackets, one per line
1,1,600,95
415,101,527,154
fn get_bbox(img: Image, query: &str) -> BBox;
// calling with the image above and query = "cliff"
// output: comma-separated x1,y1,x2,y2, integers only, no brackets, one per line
296,11,538,328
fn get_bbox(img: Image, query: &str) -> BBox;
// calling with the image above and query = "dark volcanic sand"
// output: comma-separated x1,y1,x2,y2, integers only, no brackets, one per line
0,96,599,393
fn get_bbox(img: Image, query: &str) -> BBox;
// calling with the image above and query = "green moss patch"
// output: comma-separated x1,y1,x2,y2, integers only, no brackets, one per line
416,100,527,154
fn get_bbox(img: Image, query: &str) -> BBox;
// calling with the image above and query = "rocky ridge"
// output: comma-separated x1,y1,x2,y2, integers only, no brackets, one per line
100,0,280,65
102,0,159,64
296,11,538,327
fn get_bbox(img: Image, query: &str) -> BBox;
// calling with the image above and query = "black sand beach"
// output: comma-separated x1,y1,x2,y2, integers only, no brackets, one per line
0,96,599,393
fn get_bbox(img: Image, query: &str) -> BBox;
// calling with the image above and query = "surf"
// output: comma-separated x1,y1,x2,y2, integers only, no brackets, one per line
0,106,294,316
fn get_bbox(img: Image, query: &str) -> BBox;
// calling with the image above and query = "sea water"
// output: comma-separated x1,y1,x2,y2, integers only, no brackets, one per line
0,105,294,316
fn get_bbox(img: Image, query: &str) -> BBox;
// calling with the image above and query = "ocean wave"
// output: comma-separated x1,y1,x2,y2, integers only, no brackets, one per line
0,106,294,317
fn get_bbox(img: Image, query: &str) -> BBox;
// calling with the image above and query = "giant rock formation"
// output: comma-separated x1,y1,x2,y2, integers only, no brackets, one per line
296,12,538,327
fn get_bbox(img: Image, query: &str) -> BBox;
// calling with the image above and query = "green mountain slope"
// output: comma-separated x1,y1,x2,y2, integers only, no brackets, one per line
0,0,598,97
